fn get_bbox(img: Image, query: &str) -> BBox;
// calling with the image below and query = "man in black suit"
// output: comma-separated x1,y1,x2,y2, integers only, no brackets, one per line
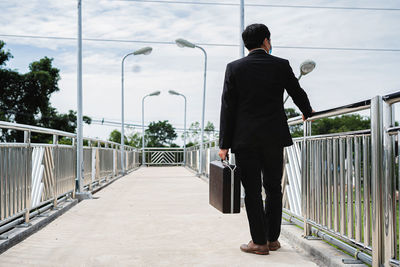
218,24,313,255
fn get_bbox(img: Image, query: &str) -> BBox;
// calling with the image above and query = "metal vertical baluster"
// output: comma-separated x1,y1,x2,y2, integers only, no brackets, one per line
17,147,22,212
363,135,371,246
318,140,322,224
311,140,316,222
317,140,322,224
53,135,58,208
312,140,316,221
25,131,31,224
0,147,7,220
327,138,333,229
347,137,354,239
339,137,346,235
371,95,384,267
322,139,327,227
383,102,396,266
354,136,362,242
10,148,15,217
302,121,312,236
0,147,4,220
6,146,10,219
398,133,400,262
333,138,340,232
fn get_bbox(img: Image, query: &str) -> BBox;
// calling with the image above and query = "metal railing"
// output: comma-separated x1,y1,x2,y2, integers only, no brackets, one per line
184,91,400,267
282,92,400,267
185,140,220,175
0,121,140,235
142,147,184,166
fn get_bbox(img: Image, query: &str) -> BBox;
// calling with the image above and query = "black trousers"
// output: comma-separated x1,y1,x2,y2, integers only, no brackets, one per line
235,144,284,245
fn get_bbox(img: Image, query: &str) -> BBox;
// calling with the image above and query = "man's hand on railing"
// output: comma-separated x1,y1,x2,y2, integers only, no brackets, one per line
218,149,229,161
302,110,316,121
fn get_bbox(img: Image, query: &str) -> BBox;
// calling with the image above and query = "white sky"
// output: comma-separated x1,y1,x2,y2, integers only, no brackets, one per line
1,0,400,144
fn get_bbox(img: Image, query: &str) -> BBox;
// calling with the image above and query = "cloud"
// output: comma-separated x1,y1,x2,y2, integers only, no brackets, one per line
1,0,400,142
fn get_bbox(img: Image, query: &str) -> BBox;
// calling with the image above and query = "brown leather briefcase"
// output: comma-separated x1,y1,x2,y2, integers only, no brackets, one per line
209,160,241,213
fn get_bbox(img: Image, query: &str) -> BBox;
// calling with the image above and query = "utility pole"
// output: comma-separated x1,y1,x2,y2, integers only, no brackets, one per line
240,0,245,58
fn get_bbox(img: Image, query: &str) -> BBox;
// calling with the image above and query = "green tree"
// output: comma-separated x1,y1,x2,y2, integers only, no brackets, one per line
285,108,300,119
145,120,177,147
188,121,200,144
127,132,142,148
0,41,91,142
0,41,12,66
285,108,303,137
285,108,371,137
109,129,128,145
108,130,143,148
311,114,370,135
204,121,216,141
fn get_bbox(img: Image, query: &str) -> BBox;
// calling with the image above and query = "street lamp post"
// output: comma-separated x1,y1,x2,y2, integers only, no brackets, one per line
142,91,161,166
76,0,84,194
239,0,245,58
284,60,316,104
175,38,207,176
169,90,187,165
121,47,152,174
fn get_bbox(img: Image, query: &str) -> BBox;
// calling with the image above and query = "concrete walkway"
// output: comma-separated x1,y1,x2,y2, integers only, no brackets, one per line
0,167,316,267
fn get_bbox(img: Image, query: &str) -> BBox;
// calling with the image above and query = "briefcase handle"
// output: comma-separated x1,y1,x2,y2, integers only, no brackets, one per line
221,154,237,172
220,153,229,163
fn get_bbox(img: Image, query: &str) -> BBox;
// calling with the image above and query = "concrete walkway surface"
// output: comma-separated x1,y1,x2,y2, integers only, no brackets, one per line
0,167,317,267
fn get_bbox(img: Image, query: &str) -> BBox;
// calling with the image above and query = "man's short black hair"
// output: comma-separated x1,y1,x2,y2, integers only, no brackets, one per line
242,24,270,50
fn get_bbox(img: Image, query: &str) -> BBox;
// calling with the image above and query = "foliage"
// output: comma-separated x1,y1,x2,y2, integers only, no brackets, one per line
127,132,142,148
285,108,371,137
310,114,370,135
187,121,200,144
185,141,196,147
185,121,217,145
108,130,142,148
145,120,177,147
0,41,91,143
109,129,128,145
285,108,302,137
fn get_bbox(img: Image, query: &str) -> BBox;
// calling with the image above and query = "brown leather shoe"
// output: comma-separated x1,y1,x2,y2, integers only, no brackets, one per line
267,240,281,251
240,240,269,255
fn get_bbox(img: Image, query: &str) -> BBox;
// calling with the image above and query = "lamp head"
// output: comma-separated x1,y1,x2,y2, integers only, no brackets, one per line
300,60,316,76
149,90,161,96
175,38,195,48
133,47,153,55
168,90,180,96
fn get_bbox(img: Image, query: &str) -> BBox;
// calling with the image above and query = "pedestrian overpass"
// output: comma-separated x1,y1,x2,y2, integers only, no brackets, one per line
1,91,400,266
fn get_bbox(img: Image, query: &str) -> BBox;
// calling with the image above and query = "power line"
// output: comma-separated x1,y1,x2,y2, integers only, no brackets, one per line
91,119,219,133
109,0,400,11
0,0,398,11
1,33,400,52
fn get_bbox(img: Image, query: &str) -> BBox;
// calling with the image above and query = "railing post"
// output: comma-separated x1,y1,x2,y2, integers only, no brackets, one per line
371,95,384,267
24,130,32,224
53,135,58,208
302,121,312,237
383,101,396,265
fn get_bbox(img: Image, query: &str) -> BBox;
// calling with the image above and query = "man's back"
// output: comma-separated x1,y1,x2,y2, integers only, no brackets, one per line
219,49,312,152
218,23,313,255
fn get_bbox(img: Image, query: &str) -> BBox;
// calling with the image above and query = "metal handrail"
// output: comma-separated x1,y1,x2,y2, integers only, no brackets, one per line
288,90,400,126
0,120,76,138
0,120,136,149
288,99,371,126
383,90,400,104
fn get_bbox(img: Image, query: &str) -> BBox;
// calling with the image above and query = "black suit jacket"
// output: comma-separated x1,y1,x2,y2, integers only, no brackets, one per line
219,49,313,153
